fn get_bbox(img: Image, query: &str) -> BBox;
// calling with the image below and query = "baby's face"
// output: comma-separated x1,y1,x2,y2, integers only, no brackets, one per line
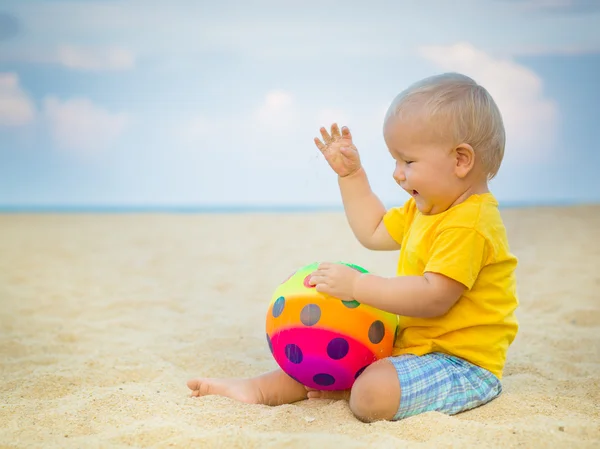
383,116,465,215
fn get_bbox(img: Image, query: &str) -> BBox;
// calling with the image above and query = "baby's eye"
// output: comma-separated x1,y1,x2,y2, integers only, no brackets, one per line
405,160,414,165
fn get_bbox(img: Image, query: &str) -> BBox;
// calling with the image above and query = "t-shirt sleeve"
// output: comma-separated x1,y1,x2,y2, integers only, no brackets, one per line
382,199,413,245
424,227,489,289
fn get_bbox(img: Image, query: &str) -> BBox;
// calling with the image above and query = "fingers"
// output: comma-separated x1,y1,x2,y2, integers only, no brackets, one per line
330,123,341,139
309,274,324,285
320,127,332,144
314,137,326,153
314,125,352,154
310,263,332,280
314,283,329,294
341,126,352,140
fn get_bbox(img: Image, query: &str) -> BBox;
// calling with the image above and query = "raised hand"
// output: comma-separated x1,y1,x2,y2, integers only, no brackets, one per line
314,123,362,178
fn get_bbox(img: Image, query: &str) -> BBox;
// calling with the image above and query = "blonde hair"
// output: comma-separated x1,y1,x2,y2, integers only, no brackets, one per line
384,72,505,180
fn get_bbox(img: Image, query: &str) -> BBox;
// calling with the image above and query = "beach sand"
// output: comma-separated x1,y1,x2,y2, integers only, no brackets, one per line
1,205,599,448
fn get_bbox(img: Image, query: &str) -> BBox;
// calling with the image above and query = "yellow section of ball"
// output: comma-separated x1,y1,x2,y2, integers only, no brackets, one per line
266,262,399,356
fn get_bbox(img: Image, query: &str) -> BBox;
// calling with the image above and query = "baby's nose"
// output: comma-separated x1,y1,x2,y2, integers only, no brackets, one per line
393,168,405,183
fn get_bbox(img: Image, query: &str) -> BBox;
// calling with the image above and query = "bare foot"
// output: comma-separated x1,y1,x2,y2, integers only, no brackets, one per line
187,377,264,404
305,386,351,401
187,369,308,406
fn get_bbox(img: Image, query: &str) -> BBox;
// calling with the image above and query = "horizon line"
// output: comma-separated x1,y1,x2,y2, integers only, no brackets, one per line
0,199,598,213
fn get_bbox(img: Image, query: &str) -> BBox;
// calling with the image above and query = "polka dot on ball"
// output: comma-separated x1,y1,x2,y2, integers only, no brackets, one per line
326,337,349,360
300,304,321,326
303,275,316,288
368,320,385,344
285,343,303,364
313,373,335,387
272,296,285,318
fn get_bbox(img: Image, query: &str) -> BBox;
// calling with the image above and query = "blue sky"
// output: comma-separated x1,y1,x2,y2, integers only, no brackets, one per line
1,0,599,209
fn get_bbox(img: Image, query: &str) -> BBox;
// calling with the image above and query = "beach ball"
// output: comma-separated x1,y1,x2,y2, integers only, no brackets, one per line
265,262,399,391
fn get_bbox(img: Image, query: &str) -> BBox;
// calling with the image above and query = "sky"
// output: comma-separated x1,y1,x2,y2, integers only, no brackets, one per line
1,0,599,209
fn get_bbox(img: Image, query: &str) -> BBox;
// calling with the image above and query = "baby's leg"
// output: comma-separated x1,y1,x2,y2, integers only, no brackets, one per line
187,369,308,406
348,359,402,422
308,353,502,423
355,353,502,422
306,359,401,422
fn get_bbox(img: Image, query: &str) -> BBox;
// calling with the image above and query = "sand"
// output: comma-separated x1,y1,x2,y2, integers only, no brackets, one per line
1,205,599,448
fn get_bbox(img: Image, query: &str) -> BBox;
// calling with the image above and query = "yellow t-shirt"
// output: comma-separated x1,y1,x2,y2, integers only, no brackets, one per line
382,193,519,379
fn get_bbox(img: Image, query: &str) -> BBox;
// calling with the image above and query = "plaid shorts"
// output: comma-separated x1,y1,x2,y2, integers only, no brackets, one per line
389,352,502,421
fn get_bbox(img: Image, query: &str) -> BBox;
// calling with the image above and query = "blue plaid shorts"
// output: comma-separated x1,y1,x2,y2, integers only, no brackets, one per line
388,352,502,421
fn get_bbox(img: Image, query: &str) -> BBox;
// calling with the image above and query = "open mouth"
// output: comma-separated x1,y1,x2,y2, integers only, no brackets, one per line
412,190,419,196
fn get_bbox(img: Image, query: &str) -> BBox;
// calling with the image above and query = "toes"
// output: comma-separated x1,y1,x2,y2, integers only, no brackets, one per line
307,389,350,400
187,379,200,390
305,385,323,399
307,390,322,399
187,379,201,397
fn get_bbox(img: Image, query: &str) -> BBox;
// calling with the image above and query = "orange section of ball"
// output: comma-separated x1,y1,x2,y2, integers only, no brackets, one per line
266,293,397,359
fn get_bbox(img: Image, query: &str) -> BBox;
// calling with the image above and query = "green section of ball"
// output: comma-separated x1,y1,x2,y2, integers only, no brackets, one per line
339,262,368,306
340,262,369,274
341,299,361,308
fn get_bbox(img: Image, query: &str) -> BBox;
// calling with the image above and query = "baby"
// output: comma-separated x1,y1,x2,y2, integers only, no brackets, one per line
188,72,519,423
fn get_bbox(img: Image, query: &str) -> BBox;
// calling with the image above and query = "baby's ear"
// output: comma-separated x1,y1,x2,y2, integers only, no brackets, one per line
454,143,475,178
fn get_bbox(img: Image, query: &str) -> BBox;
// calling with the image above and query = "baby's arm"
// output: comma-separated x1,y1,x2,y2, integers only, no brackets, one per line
338,167,399,251
352,272,466,318
314,124,399,251
351,227,488,318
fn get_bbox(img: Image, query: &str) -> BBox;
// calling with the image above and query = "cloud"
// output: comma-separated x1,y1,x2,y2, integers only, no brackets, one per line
250,90,358,138
418,42,559,161
0,45,135,71
174,88,358,176
56,45,135,71
0,73,36,126
6,0,599,69
179,89,297,144
252,90,296,131
178,89,350,147
0,72,129,151
178,115,214,146
43,96,129,153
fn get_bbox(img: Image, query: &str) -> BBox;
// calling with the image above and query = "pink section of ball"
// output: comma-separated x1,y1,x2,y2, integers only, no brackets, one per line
285,354,356,390
270,327,377,390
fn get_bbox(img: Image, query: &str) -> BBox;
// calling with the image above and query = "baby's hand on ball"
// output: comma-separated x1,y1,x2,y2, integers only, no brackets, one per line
309,262,361,301
314,124,362,178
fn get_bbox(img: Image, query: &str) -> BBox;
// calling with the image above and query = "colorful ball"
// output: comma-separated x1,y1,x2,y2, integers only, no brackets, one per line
265,262,399,391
